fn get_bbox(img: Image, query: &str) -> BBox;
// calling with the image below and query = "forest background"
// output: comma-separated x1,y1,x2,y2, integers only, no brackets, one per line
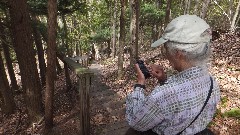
0,0,239,134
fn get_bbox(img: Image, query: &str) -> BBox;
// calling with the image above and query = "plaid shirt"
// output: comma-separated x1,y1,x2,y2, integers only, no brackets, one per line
126,66,220,135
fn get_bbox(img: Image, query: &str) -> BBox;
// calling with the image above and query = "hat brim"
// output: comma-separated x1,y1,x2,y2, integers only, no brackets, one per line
151,38,168,47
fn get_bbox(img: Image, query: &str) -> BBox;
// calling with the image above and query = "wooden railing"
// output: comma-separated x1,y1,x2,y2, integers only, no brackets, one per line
57,53,93,135
69,55,90,67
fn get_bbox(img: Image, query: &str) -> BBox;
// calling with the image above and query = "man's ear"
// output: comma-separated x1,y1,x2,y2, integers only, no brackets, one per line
176,50,186,60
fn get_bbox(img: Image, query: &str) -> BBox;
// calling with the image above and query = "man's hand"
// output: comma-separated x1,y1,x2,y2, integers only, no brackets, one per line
149,64,167,83
134,64,145,85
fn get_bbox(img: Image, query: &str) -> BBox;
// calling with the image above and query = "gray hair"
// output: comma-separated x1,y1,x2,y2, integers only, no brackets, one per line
165,41,212,68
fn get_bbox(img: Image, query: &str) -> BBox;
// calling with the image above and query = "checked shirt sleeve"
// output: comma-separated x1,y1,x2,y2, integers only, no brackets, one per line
126,85,165,131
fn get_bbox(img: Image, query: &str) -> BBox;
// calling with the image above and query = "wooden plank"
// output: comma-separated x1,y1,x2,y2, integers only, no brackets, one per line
58,53,94,135
79,74,92,135
63,57,93,75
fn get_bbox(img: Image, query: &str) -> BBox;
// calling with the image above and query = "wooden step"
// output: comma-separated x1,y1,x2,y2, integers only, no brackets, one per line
103,99,126,111
103,121,129,135
109,107,126,117
90,89,116,98
91,93,123,105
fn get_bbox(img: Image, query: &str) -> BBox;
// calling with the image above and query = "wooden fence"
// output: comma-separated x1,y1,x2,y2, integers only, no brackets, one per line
58,53,93,135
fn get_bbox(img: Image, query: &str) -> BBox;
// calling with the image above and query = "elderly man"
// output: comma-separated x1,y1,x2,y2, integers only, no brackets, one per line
126,15,220,135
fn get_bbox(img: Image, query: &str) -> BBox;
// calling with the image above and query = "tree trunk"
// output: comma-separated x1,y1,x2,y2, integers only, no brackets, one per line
62,15,70,56
8,0,43,122
194,0,200,15
130,0,140,65
32,14,47,86
184,0,188,14
45,0,57,130
184,0,191,14
187,0,191,14
230,0,240,32
228,0,234,20
76,21,81,56
0,51,15,114
118,0,126,79
151,24,158,43
156,0,163,39
139,25,144,48
111,0,117,58
0,22,18,90
200,0,211,19
165,0,172,25
56,58,62,74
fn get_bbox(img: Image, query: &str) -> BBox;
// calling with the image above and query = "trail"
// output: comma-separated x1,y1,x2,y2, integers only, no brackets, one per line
89,62,129,135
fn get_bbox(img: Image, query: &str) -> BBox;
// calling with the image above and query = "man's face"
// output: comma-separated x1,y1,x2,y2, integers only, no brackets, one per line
162,43,181,71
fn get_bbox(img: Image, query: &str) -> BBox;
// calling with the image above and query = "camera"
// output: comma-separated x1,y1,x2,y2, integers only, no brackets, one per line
136,60,151,79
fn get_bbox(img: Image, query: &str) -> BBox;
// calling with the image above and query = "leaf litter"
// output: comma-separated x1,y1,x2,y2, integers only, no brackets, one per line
0,32,239,135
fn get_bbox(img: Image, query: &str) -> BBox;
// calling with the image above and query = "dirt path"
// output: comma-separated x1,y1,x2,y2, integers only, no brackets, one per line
89,62,129,135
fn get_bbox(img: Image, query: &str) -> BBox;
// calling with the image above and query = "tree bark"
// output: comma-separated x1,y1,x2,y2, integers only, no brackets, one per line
62,15,70,56
184,0,188,14
111,0,117,58
165,0,172,25
194,0,200,15
129,0,140,65
8,0,43,122
0,22,18,90
228,0,234,21
200,0,211,19
56,58,62,74
187,0,191,14
45,0,57,129
118,0,126,79
31,14,47,86
184,0,192,14
230,0,240,32
0,50,15,114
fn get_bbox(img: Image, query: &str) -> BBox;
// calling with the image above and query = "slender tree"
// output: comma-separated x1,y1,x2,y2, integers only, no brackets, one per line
8,0,43,122
111,0,117,58
0,51,15,114
118,0,126,79
62,15,71,56
31,14,47,86
0,21,18,90
45,0,57,130
129,0,140,66
194,0,200,15
165,0,172,25
230,0,240,32
200,0,211,19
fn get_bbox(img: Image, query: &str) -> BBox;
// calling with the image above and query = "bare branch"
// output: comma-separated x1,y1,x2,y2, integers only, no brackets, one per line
213,0,231,22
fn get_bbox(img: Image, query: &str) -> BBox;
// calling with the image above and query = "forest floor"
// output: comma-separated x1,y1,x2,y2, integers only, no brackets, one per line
0,32,239,135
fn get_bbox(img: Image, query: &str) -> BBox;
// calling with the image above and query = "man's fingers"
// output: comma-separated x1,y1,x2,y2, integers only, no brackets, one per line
134,64,142,74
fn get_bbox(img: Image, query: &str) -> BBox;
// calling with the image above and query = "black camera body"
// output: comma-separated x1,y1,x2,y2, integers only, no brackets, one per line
136,60,151,79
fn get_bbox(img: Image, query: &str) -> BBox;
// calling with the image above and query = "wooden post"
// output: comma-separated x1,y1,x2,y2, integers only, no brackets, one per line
64,62,71,90
78,73,92,135
60,55,93,134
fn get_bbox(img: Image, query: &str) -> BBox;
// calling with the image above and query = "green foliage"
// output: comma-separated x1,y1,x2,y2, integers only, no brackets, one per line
214,109,224,119
220,96,229,107
0,1,7,13
28,0,47,15
223,108,240,119
28,0,87,15
90,28,111,43
140,3,165,26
